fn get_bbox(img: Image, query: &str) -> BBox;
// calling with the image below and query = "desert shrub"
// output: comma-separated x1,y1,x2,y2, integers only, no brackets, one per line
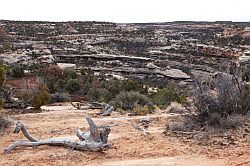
132,105,153,116
194,72,249,125
241,66,250,82
193,132,209,142
0,64,10,74
110,91,153,112
150,84,186,108
49,93,70,103
31,84,49,110
65,79,81,93
45,76,60,93
221,115,243,129
44,65,64,78
18,91,33,106
206,113,243,130
121,79,143,92
102,79,123,98
241,83,250,111
80,69,87,76
64,69,78,79
40,65,65,93
0,66,6,89
0,97,4,110
28,64,47,76
167,118,197,132
0,116,11,132
168,122,186,132
206,112,222,128
11,65,25,78
87,88,112,102
165,102,186,114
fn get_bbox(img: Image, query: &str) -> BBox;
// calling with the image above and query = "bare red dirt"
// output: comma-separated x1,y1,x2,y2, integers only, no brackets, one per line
0,103,249,166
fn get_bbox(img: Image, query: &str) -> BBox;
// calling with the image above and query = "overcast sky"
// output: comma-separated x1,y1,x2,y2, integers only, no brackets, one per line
0,0,249,23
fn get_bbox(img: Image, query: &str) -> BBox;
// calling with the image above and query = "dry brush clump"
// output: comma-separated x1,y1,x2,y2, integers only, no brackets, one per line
194,72,249,127
0,65,11,132
166,72,249,137
110,91,154,115
167,117,197,133
165,102,187,114
0,97,4,110
0,99,11,132
31,84,50,110
0,116,11,132
150,83,187,109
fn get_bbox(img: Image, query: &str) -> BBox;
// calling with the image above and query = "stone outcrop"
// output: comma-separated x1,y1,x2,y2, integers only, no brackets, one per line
1,20,249,84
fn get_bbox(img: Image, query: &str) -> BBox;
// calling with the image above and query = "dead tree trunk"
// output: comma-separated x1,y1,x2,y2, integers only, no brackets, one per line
0,89,14,103
71,101,114,116
71,102,103,110
97,103,114,116
0,88,27,109
71,102,83,109
5,117,111,153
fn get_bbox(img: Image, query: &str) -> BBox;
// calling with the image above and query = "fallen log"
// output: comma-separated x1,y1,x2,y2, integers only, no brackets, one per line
71,102,83,109
71,101,103,110
5,117,111,153
0,88,27,109
97,103,114,116
71,101,113,116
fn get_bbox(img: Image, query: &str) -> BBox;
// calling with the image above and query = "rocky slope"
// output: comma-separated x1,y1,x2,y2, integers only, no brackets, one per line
0,20,250,84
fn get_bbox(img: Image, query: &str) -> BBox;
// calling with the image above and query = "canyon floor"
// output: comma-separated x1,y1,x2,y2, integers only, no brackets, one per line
0,103,249,166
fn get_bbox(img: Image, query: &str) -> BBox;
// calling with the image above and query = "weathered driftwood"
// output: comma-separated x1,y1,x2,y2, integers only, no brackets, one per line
71,101,113,116
97,103,114,116
71,101,103,110
4,117,111,153
71,102,84,109
0,88,27,109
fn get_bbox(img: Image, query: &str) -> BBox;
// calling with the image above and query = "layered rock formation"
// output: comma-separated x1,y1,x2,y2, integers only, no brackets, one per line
0,20,249,84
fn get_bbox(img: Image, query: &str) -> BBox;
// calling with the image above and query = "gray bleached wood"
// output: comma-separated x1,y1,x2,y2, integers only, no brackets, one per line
97,103,114,116
5,117,111,153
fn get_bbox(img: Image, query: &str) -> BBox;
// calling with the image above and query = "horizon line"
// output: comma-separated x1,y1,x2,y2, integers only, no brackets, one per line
1,19,250,24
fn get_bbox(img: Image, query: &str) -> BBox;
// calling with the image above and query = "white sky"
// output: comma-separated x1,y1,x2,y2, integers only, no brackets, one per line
0,0,249,23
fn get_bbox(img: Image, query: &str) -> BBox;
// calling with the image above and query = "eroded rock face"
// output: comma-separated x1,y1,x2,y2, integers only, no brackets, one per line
163,69,190,79
0,20,249,84
238,54,250,82
239,55,250,65
146,63,159,70
0,54,32,65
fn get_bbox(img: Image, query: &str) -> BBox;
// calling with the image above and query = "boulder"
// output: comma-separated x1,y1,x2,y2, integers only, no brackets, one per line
57,63,76,69
162,69,190,79
146,63,159,70
238,55,250,65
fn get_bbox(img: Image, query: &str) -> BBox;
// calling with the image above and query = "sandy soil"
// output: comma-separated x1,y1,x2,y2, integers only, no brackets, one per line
0,103,249,166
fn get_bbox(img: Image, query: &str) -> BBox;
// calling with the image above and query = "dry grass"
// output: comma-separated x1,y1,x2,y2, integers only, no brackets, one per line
165,102,186,114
